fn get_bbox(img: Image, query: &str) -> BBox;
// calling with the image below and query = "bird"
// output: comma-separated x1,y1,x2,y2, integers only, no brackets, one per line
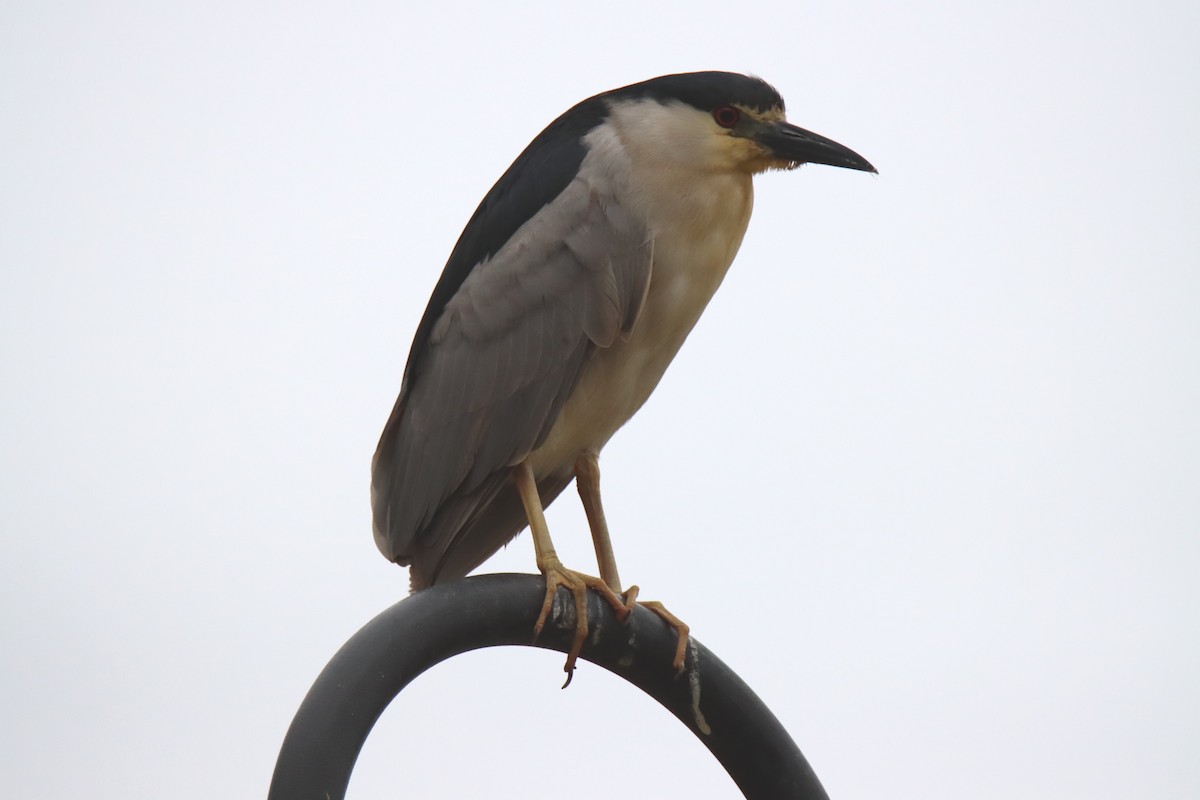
372,71,875,680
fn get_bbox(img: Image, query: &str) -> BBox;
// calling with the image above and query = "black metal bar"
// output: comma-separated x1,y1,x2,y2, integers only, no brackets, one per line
268,573,829,799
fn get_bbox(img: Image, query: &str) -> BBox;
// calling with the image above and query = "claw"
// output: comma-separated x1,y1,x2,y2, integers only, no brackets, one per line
534,562,590,682
639,599,690,673
533,561,640,684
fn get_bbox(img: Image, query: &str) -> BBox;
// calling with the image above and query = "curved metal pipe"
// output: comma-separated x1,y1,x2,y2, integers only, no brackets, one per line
268,573,828,799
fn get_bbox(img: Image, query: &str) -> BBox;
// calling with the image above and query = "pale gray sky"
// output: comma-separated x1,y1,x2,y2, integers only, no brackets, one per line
2,1,1198,798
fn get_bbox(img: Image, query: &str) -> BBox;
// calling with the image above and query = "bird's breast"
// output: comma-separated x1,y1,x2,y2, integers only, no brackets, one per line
529,169,755,474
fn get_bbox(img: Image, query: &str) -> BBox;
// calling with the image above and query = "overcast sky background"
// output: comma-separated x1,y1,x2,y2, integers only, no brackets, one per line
2,2,1198,798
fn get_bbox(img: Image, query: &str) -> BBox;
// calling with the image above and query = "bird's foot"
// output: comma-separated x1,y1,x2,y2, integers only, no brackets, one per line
534,560,634,687
635,597,690,673
617,584,690,672
593,583,691,674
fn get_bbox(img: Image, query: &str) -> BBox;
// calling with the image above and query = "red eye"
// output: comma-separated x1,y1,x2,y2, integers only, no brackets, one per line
712,105,740,128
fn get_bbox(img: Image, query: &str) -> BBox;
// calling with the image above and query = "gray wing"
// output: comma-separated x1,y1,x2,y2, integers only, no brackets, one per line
371,172,653,588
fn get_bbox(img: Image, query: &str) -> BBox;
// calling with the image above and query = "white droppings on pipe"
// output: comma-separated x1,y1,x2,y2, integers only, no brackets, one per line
686,638,712,735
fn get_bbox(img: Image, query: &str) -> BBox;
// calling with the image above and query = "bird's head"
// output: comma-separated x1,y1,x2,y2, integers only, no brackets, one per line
601,71,876,176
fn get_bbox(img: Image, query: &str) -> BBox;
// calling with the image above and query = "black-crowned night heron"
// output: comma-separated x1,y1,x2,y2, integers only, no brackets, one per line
372,71,874,680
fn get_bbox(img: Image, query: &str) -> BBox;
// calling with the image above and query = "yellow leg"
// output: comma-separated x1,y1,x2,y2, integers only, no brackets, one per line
512,460,629,684
575,452,629,601
573,452,688,672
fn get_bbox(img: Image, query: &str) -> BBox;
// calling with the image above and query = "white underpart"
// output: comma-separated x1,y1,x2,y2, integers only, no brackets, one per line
528,100,756,475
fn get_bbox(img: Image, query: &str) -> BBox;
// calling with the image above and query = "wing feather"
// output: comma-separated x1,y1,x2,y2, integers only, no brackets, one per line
372,168,652,586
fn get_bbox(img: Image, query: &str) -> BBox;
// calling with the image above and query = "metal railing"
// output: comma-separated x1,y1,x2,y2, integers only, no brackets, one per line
268,573,829,799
